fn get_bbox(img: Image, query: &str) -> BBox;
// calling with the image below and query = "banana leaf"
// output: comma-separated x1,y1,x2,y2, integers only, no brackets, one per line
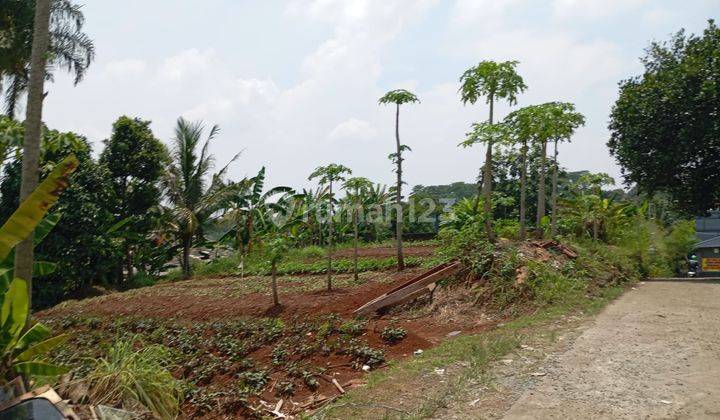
13,322,50,353
0,155,79,261
0,278,28,354
15,334,69,363
32,261,56,277
106,216,133,235
12,361,68,376
34,213,62,246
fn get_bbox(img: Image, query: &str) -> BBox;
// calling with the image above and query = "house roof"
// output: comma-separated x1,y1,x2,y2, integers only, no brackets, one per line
696,235,720,249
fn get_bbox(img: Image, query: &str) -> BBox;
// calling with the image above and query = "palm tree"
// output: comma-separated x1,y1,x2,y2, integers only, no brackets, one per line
379,89,419,271
309,163,351,291
0,0,95,117
343,177,372,282
459,60,527,242
13,0,51,310
163,118,238,279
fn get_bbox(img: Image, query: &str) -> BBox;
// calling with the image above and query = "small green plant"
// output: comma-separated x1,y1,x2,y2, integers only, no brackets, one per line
302,370,319,390
380,326,407,344
339,318,367,336
349,343,385,369
238,369,269,392
276,380,295,397
82,339,184,418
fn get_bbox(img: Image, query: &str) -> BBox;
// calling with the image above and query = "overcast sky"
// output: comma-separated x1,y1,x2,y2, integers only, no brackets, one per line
41,0,719,191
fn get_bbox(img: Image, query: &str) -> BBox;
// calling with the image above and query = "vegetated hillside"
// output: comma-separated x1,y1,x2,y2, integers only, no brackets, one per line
36,223,675,418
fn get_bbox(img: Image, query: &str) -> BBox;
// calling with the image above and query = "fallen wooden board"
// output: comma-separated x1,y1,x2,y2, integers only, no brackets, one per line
354,262,461,316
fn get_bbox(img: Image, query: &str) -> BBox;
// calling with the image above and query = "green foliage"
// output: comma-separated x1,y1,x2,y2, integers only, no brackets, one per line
83,339,184,418
460,122,510,148
380,326,407,344
608,20,720,214
459,60,527,106
339,319,367,337
0,278,69,381
100,116,170,281
0,0,95,117
378,89,420,106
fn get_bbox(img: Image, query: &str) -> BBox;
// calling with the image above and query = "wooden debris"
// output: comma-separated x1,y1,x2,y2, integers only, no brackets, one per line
354,262,461,316
331,378,345,394
530,240,578,259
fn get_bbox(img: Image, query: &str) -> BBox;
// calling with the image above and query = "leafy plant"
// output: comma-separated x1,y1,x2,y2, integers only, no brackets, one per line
380,326,407,344
83,339,184,418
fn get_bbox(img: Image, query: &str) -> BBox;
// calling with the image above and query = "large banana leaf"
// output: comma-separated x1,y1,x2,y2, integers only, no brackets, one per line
0,155,79,261
12,361,68,376
13,322,50,353
15,334,69,362
0,278,28,354
33,213,62,246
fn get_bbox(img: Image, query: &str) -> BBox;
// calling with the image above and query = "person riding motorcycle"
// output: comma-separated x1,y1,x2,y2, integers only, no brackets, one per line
688,254,699,277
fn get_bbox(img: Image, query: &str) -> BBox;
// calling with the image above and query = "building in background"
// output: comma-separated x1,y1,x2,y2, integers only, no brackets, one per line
695,211,720,277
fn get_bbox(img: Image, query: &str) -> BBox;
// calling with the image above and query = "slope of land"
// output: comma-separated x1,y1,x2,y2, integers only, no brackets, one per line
434,280,720,419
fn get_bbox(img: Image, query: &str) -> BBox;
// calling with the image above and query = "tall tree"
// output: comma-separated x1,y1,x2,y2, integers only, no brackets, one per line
164,118,237,279
507,103,584,238
608,20,720,215
0,0,95,117
503,106,536,240
343,176,372,282
100,116,168,282
309,163,351,291
13,0,51,311
459,60,527,242
460,122,511,233
379,89,419,271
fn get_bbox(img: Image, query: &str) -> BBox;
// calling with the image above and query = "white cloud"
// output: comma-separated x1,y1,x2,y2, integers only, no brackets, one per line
157,48,217,83
103,59,146,78
328,118,377,141
552,0,650,20
451,0,526,27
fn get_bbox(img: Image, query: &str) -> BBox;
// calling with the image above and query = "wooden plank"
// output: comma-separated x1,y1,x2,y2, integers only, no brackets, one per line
354,262,460,316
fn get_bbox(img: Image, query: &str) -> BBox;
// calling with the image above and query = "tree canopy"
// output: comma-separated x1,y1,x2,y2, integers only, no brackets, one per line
608,20,720,215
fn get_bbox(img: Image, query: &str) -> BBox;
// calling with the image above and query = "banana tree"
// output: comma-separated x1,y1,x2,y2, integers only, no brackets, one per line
222,167,293,255
0,154,77,381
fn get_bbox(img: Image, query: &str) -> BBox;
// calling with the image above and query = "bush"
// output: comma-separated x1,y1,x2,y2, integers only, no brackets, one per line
380,326,407,344
83,339,184,418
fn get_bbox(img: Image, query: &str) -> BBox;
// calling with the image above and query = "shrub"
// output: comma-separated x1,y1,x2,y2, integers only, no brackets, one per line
339,319,367,336
380,326,407,344
82,339,184,418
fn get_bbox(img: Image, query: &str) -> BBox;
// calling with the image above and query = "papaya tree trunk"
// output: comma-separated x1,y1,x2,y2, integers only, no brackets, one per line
14,0,52,312
394,103,405,270
353,204,359,282
124,242,134,282
519,139,528,241
535,139,548,239
483,94,495,242
271,261,279,306
326,181,334,291
550,139,560,237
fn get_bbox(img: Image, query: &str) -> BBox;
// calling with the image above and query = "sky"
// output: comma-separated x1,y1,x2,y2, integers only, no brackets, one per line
41,0,720,192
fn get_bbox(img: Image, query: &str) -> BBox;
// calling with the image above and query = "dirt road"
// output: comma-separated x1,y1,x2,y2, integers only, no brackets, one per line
502,281,720,419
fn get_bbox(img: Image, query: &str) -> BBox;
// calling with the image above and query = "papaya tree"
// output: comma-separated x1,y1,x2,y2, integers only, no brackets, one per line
459,122,511,236
343,176,373,282
266,236,289,307
532,102,585,238
379,89,419,270
459,60,527,242
309,164,351,291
